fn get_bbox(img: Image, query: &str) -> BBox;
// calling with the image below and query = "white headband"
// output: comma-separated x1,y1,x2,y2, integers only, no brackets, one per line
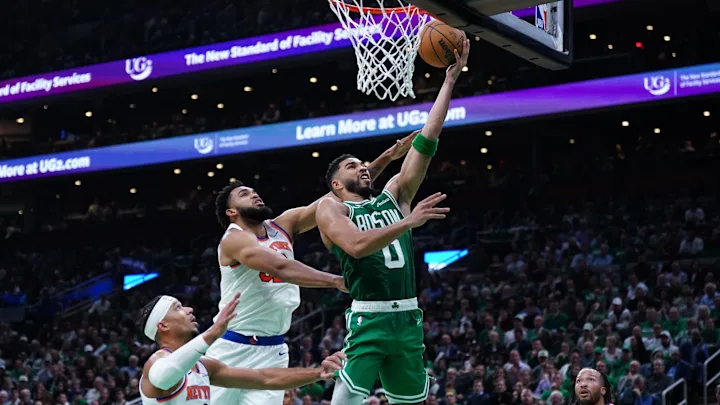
144,296,177,341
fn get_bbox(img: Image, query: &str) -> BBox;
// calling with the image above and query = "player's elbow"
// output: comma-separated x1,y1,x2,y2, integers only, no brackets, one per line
148,361,181,391
346,240,372,259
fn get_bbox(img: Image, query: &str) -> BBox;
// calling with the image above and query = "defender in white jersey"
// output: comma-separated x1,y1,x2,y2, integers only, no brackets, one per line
138,293,345,405
208,136,415,405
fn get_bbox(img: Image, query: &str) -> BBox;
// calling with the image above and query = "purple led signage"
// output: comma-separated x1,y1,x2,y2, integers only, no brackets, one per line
1,61,717,184
0,0,619,106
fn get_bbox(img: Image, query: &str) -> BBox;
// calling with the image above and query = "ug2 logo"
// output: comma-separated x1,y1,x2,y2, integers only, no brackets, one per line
125,57,153,81
643,75,671,96
194,137,214,155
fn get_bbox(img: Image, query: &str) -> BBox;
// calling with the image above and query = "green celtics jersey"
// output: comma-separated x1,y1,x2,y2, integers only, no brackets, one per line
330,189,416,301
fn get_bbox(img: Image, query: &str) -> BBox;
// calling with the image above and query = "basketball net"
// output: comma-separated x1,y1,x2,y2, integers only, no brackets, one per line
328,0,430,101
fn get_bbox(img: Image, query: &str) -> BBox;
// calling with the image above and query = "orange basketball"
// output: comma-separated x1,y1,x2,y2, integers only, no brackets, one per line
418,20,466,69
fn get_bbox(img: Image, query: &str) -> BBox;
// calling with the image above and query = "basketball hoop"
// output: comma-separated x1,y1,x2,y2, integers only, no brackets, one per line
328,0,431,101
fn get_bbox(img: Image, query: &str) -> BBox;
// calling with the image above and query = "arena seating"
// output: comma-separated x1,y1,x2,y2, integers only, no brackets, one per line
2,104,720,405
1,2,720,405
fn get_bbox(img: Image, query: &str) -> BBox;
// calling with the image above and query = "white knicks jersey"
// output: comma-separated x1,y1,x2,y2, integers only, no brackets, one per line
216,221,301,336
140,357,210,405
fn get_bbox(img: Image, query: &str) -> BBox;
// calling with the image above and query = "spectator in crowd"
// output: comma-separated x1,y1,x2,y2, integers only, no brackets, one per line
646,359,673,397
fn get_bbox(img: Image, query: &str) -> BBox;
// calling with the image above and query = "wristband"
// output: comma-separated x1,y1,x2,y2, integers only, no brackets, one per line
412,133,438,157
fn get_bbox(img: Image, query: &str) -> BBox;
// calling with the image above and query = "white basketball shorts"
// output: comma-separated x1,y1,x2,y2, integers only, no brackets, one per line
206,338,290,405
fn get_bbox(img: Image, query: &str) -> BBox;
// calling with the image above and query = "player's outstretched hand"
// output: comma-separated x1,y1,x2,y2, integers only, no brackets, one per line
388,130,421,160
406,192,450,228
319,352,347,379
446,38,471,82
204,292,240,343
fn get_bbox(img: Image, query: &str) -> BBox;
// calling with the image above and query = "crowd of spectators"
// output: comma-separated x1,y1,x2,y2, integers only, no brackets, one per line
2,116,720,405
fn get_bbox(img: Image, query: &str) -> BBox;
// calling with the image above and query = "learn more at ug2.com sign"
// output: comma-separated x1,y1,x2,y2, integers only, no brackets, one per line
0,61,718,184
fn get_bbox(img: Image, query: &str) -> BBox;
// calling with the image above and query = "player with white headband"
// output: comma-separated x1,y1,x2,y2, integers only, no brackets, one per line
138,293,345,405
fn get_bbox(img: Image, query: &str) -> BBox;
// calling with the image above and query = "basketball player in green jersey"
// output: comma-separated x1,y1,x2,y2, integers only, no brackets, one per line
316,39,470,405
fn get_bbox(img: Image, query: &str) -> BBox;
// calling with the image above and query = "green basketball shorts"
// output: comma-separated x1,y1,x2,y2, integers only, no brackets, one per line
338,298,429,404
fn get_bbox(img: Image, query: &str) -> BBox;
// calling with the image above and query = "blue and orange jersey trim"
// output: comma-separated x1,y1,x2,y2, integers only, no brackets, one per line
268,220,293,244
156,375,187,402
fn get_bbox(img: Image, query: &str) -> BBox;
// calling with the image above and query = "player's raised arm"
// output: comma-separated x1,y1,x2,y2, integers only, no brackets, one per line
221,229,346,290
203,352,345,390
316,193,450,258
141,294,241,396
273,134,417,236
388,39,470,207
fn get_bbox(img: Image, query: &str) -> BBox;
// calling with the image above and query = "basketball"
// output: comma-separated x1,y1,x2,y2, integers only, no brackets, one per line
418,20,466,69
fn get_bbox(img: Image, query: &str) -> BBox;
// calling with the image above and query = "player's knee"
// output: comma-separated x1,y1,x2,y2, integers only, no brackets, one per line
330,380,364,405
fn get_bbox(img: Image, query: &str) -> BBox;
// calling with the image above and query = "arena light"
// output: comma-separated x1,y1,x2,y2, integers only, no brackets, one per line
191,94,199,100
480,148,488,154
129,103,135,109
310,77,318,83
181,109,188,115
589,34,597,40
18,209,23,215
462,66,469,72
646,25,654,31
622,121,630,127
330,85,339,92
635,42,644,49
654,128,661,134
74,180,82,186
43,105,48,110
672,52,677,58
424,249,468,271
475,36,480,41
216,163,224,169
271,68,278,74
217,103,225,109
254,174,260,180
123,273,159,291
485,130,492,136
569,138,575,144
207,171,215,177
129,188,137,194
664,36,671,42
16,117,24,124
244,86,253,92
173,168,181,174
607,44,614,50
85,111,93,118
424,73,430,78
230,177,238,182
152,87,158,93
704,111,711,117
312,151,320,158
